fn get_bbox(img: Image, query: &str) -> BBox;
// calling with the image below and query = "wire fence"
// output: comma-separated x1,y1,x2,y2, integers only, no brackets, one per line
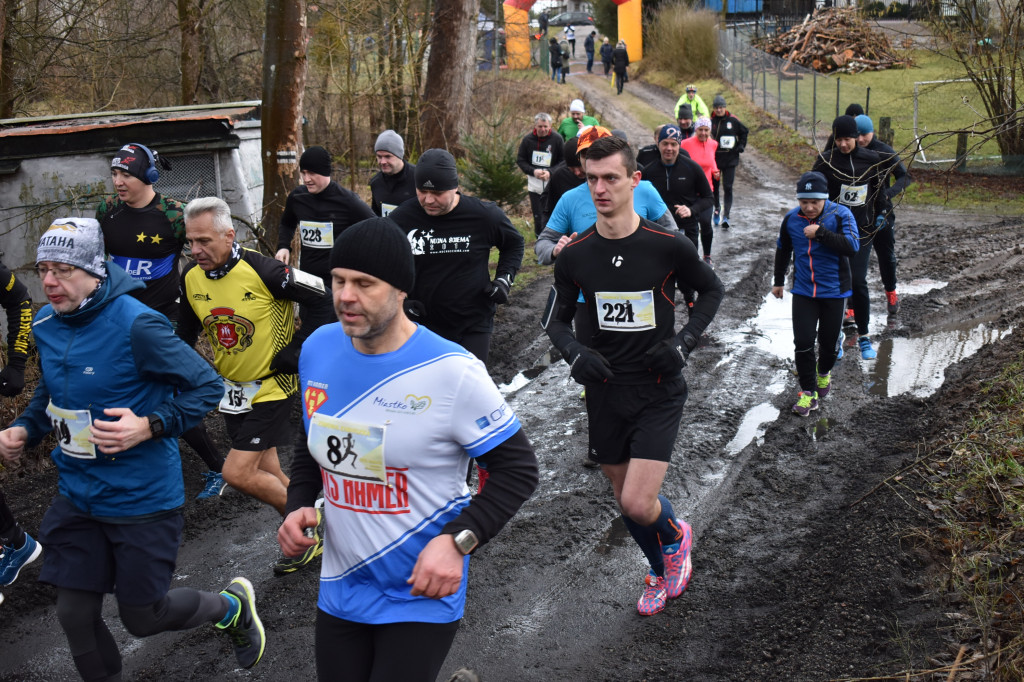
719,26,872,150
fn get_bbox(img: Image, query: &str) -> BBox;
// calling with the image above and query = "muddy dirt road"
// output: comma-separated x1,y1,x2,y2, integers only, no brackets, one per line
3,68,1024,681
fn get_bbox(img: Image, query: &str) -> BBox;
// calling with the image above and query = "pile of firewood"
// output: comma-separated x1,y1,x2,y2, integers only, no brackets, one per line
753,8,913,75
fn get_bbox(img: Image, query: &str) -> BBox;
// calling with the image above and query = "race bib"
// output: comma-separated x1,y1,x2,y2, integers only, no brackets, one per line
299,221,334,249
839,183,867,207
595,290,657,332
308,413,387,482
219,379,262,414
531,150,553,168
719,135,736,150
46,401,96,459
381,203,398,217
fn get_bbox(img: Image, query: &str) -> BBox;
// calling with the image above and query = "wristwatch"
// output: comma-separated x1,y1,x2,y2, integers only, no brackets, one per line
146,415,165,438
451,529,479,555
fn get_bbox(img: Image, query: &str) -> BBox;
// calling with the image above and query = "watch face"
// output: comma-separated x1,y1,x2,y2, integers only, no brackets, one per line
455,530,478,554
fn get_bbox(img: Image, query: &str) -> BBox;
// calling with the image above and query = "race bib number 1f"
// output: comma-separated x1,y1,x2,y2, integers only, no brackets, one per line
299,221,334,249
594,290,657,331
46,401,96,459
219,379,262,414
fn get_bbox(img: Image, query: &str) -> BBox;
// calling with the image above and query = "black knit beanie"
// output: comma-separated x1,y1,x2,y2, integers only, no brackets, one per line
832,115,859,140
414,149,459,191
329,218,414,293
300,146,332,177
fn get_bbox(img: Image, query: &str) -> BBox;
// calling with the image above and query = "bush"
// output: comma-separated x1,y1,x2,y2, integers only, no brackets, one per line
640,3,719,80
459,133,528,212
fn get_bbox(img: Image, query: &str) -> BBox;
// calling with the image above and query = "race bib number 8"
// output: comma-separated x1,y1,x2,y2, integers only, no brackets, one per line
719,135,736,150
595,290,657,331
839,183,867,207
219,379,262,414
299,221,334,249
308,413,387,482
46,401,96,459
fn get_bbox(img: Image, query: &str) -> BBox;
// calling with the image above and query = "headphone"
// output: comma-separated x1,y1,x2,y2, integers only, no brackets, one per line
126,142,161,184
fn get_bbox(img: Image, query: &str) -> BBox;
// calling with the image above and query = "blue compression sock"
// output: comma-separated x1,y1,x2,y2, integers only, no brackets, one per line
621,514,665,577
654,494,685,548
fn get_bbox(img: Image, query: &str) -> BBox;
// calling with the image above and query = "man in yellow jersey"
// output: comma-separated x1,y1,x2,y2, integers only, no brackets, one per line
178,198,326,563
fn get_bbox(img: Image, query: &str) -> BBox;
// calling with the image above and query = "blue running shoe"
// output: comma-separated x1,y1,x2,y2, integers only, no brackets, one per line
859,336,877,360
0,533,42,586
662,521,693,599
196,471,227,500
713,211,720,226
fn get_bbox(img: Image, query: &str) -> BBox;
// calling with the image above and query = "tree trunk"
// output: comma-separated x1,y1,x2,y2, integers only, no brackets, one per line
261,0,307,252
419,0,480,152
179,0,202,105
0,0,14,118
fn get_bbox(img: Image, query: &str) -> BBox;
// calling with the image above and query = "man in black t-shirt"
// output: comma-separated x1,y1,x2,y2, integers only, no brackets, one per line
97,143,226,500
544,135,723,617
368,130,417,217
275,146,375,332
387,149,525,364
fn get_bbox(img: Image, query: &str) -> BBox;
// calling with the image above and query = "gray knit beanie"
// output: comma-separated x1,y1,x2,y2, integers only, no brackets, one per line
37,218,107,279
375,130,405,159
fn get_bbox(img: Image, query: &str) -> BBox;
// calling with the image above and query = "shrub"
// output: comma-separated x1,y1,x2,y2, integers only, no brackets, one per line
459,133,528,212
639,3,719,80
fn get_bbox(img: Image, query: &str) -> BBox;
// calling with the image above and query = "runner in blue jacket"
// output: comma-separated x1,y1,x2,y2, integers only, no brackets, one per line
772,172,859,417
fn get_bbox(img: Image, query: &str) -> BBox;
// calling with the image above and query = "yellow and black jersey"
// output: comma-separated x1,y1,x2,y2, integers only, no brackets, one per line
179,247,323,403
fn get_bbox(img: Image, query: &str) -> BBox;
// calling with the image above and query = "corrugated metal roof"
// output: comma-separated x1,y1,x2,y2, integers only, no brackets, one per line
0,101,260,138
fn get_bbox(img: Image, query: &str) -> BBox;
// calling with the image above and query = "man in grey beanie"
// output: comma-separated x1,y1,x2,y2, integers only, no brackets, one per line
369,130,417,217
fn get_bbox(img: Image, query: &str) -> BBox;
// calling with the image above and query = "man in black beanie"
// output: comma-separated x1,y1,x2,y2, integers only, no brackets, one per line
277,217,538,682
813,115,887,360
275,145,375,333
387,149,525,364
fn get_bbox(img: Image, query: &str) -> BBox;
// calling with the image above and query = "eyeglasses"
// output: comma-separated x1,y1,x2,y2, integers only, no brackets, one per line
35,264,77,280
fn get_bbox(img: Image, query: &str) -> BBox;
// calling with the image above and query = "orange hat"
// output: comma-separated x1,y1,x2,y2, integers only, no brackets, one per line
575,125,613,155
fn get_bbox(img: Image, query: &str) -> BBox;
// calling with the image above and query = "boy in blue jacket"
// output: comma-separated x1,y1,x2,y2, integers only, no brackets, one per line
772,172,860,416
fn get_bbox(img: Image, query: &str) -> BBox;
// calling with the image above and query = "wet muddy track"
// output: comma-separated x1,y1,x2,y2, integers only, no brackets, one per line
4,71,1024,681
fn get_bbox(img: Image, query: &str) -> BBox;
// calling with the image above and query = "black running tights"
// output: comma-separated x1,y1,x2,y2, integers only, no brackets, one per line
315,609,460,682
792,294,845,393
56,587,227,681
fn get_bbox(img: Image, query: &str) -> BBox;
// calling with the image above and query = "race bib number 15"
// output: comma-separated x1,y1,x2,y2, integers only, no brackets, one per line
594,290,657,331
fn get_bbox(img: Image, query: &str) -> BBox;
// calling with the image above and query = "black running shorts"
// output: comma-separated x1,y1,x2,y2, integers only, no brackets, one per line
585,378,688,465
222,395,295,451
37,495,183,605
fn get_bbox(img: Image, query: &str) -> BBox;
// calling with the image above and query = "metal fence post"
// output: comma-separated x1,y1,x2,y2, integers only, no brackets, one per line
812,72,818,145
836,78,840,118
865,86,870,116
777,72,781,120
763,69,767,111
794,76,799,131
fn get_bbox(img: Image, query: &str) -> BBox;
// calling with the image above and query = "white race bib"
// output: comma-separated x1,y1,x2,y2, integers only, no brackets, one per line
219,379,262,414
594,290,657,331
46,401,96,459
531,150,553,168
299,220,334,249
308,413,387,482
719,135,736,150
839,183,867,207
381,203,398,217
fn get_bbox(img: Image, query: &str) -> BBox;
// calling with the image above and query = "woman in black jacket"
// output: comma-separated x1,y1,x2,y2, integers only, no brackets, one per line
612,40,629,94
548,38,564,83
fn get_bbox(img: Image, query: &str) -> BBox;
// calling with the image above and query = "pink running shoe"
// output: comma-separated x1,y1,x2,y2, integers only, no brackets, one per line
637,572,667,616
662,521,693,599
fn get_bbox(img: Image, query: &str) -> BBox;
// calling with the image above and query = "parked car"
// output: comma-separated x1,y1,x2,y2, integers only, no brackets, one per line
548,11,595,26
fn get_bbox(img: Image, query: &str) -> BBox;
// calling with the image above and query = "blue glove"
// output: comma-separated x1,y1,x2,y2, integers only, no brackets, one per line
874,214,887,230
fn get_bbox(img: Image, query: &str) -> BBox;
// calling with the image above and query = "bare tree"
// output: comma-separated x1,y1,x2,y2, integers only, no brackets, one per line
926,0,1024,167
261,0,307,250
420,0,480,152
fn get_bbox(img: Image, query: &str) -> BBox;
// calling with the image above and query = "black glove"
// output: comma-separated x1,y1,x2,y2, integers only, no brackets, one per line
486,275,512,304
270,338,302,375
0,363,25,397
644,332,696,375
403,299,427,321
564,341,614,385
